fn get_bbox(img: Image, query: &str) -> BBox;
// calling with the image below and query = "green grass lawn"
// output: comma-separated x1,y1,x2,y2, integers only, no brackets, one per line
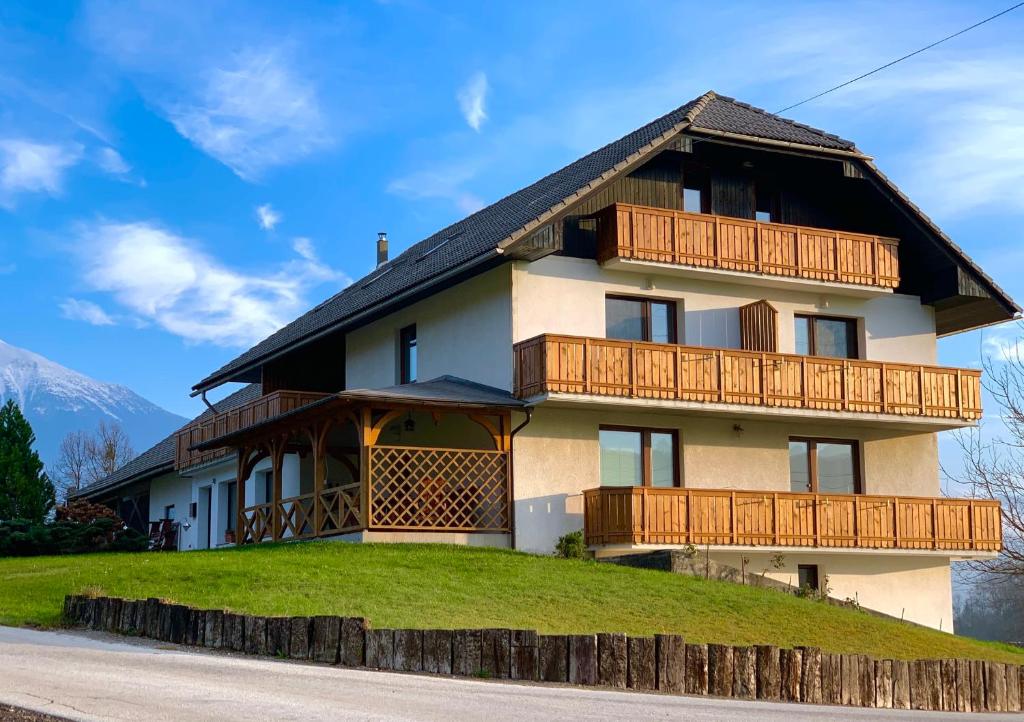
1,541,1020,663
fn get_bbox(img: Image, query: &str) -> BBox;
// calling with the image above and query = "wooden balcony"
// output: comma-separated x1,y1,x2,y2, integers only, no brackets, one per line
514,335,982,422
584,487,1002,553
175,390,331,470
596,202,900,291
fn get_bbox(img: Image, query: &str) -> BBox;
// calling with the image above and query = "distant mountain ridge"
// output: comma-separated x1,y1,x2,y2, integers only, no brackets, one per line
0,339,187,470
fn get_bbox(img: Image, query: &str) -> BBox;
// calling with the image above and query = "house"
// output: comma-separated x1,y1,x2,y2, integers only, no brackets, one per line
77,91,1016,631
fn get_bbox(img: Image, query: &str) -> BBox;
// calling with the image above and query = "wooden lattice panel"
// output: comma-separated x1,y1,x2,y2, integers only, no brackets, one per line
369,446,510,532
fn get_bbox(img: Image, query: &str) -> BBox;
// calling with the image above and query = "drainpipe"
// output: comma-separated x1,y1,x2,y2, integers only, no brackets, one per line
199,390,217,413
507,408,533,551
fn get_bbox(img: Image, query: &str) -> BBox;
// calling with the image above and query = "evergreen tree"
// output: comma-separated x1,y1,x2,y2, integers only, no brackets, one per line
0,399,55,522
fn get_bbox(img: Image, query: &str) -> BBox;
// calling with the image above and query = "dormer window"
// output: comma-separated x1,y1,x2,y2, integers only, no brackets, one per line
399,324,417,384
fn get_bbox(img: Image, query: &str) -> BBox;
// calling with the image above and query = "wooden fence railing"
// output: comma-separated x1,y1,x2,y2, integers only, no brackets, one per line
583,487,1002,552
240,482,363,544
514,334,982,421
368,446,511,532
175,390,331,470
596,202,900,289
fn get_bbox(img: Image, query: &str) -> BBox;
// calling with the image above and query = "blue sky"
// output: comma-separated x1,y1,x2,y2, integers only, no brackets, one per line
1,0,1023,433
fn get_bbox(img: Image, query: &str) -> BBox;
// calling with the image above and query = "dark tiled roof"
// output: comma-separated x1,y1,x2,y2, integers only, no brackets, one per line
339,375,526,408
194,90,1008,390
75,384,261,499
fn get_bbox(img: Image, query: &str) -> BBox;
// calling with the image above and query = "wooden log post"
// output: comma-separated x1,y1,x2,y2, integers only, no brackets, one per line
144,598,161,639
243,615,268,656
781,648,802,702
707,644,734,698
481,629,512,679
288,617,311,659
684,643,709,696
266,617,289,657
157,603,172,641
452,626,483,680
820,653,841,705
732,646,757,699
341,617,369,668
940,659,957,712
655,634,685,694
366,629,396,670
954,658,972,712
970,660,986,712
510,630,539,681
394,629,424,672
203,610,224,649
892,659,911,710
310,616,340,664
186,609,206,646
859,655,875,708
627,637,657,691
874,660,893,709
986,662,1007,712
1007,664,1021,713
597,633,627,689
800,648,822,705
422,630,453,675
452,630,482,677
225,612,245,652
910,660,940,711
538,635,568,683
568,635,598,686
756,645,781,701
841,654,861,706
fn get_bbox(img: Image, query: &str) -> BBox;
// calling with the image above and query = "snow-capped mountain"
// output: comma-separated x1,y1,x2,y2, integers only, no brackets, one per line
0,339,187,468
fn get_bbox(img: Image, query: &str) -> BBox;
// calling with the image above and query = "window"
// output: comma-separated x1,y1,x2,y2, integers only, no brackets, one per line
399,324,417,384
798,564,820,592
225,482,237,532
789,438,860,494
794,314,858,359
164,504,175,521
605,296,677,344
599,427,679,488
683,169,709,213
262,471,273,504
755,186,778,223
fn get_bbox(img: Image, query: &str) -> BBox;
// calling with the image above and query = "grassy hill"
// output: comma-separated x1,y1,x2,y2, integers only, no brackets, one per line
1,542,1021,663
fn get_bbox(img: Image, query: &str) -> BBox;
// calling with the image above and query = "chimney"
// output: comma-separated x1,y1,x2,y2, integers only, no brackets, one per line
376,232,389,267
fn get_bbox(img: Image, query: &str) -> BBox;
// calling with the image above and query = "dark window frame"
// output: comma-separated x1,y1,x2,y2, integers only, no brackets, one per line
682,167,711,214
163,504,175,521
599,425,681,488
605,295,678,344
225,481,237,533
798,564,820,592
755,184,780,223
794,313,859,359
789,436,862,494
399,323,418,384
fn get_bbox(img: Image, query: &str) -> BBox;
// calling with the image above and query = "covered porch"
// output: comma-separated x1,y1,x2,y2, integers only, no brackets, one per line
189,378,522,545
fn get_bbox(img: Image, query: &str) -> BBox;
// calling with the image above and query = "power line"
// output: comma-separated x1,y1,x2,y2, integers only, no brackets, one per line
775,3,1024,114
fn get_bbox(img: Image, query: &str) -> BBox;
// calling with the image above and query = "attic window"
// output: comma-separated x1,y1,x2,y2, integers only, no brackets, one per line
360,265,394,289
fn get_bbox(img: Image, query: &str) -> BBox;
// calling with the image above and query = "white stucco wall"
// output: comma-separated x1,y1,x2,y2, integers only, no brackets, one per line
346,265,513,391
512,256,937,364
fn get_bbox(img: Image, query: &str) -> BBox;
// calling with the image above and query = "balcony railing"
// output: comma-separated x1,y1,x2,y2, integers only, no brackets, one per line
514,335,982,422
584,487,1002,552
596,202,900,289
175,390,332,470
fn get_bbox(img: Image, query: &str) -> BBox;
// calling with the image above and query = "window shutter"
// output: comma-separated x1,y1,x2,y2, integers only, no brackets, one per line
739,300,778,352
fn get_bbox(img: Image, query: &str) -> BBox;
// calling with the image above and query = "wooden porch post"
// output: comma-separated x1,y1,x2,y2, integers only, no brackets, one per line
271,436,285,541
359,407,373,529
310,421,328,537
235,446,248,545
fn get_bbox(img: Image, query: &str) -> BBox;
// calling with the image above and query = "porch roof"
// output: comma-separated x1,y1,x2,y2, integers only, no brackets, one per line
191,376,526,452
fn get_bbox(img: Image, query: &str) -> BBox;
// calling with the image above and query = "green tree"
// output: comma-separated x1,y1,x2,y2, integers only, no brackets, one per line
0,399,55,522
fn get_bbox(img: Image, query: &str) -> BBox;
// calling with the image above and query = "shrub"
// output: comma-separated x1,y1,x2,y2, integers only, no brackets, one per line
0,514,147,557
555,529,587,559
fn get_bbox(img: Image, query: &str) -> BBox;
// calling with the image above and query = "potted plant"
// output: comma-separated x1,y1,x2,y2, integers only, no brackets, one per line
224,530,236,544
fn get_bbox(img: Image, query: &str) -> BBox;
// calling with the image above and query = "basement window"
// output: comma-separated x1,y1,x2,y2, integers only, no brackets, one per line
798,564,820,592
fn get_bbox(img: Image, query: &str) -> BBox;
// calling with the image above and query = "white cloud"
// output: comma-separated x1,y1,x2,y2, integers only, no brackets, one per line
0,139,82,206
60,298,115,326
166,50,330,180
256,203,281,230
456,72,488,131
72,221,348,347
96,147,131,176
292,236,315,260
387,165,485,215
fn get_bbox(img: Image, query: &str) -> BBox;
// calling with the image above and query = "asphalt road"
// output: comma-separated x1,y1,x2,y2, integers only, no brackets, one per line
0,626,1017,722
